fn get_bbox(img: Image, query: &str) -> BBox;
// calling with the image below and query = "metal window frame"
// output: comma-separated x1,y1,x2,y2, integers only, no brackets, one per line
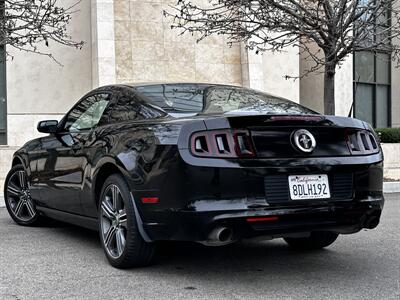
353,52,392,128
353,3,392,128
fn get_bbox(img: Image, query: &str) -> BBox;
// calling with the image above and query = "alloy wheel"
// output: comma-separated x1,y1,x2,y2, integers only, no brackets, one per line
100,184,128,259
6,170,36,221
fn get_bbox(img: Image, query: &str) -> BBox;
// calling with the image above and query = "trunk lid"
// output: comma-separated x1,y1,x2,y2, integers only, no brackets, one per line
250,125,350,158
204,114,352,158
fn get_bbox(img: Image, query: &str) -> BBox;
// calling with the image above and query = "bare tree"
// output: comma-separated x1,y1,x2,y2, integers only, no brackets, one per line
0,0,84,64
166,0,400,115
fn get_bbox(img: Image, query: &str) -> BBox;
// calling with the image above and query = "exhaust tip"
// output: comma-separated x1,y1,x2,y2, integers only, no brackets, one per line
200,226,235,246
218,227,233,242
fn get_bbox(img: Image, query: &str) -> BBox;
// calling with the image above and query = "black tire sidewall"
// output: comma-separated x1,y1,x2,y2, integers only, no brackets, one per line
4,165,39,226
98,174,154,268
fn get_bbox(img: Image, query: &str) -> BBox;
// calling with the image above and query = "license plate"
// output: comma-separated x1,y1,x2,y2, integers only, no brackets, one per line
288,175,331,200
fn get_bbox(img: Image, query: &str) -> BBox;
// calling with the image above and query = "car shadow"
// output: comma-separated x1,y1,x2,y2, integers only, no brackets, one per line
3,215,370,282
142,239,371,286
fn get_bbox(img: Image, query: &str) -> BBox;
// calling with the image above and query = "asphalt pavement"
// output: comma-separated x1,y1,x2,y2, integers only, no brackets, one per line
0,194,399,300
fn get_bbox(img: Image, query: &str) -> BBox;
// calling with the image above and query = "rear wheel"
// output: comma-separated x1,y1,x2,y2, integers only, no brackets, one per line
99,174,155,268
4,165,40,226
284,232,339,250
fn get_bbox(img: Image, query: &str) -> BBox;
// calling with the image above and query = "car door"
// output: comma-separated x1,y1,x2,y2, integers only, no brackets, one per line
35,92,113,214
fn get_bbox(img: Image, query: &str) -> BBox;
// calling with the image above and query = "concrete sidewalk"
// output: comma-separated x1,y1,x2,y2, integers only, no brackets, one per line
383,181,400,193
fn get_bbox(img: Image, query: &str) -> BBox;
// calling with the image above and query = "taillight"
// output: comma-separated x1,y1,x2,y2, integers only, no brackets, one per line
190,129,256,158
345,129,379,155
233,131,256,157
269,116,324,122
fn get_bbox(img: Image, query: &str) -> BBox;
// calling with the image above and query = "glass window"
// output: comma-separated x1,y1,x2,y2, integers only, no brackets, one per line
106,88,166,123
354,4,391,128
355,84,374,125
64,93,111,132
355,52,375,83
376,53,390,84
109,97,142,122
376,26,391,49
376,6,390,27
354,51,391,128
136,84,204,113
204,87,316,115
135,84,316,115
376,86,389,128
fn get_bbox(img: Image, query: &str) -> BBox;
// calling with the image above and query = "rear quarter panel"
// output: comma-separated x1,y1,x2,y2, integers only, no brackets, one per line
86,119,186,217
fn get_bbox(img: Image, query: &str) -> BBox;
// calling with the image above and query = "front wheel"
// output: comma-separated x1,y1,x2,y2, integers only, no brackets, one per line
99,174,155,268
284,232,339,250
4,165,40,226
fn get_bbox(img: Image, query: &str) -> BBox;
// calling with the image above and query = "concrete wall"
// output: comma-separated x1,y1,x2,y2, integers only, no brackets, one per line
241,47,300,102
113,0,301,103
299,43,325,113
262,48,300,102
0,146,19,196
299,44,353,116
91,0,116,87
382,143,400,180
6,0,92,146
113,0,242,86
334,56,354,117
241,45,264,91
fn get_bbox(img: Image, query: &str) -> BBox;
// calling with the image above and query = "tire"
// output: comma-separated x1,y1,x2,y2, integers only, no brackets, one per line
98,173,155,268
4,164,41,226
284,232,339,250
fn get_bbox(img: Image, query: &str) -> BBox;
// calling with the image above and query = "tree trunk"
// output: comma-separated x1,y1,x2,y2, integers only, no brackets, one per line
323,66,335,115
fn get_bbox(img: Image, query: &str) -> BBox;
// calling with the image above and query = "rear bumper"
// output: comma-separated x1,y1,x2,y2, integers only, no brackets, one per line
141,196,384,242
129,150,385,243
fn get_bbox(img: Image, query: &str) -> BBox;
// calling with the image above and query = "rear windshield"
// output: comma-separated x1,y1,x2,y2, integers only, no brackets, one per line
135,84,316,115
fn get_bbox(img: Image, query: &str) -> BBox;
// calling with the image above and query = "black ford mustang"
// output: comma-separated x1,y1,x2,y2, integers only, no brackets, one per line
4,83,384,268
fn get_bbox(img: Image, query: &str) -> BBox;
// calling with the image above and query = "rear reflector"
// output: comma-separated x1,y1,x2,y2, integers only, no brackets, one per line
141,197,159,204
246,216,279,223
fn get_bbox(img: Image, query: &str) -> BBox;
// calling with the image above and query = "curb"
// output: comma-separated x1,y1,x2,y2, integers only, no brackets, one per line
383,182,400,194
0,196,4,208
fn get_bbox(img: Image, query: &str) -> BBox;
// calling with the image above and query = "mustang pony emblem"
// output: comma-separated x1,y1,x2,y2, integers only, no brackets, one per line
293,129,316,153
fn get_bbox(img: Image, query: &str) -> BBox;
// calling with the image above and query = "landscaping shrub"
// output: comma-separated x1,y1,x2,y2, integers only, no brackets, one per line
375,128,400,143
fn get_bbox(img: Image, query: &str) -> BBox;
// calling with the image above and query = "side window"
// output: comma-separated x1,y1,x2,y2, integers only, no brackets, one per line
63,93,111,132
109,96,144,122
108,91,165,123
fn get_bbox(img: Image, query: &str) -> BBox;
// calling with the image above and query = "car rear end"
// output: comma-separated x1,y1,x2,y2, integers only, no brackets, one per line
131,84,384,244
138,114,384,244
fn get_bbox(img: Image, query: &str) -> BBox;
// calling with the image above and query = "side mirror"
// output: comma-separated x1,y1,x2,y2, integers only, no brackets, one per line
37,120,59,134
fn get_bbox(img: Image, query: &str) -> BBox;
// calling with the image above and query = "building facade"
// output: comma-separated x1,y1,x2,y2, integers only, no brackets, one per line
0,0,399,187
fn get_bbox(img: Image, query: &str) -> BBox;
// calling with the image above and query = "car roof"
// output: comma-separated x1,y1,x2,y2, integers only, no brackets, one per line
125,82,242,89
90,82,244,94
90,82,294,104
